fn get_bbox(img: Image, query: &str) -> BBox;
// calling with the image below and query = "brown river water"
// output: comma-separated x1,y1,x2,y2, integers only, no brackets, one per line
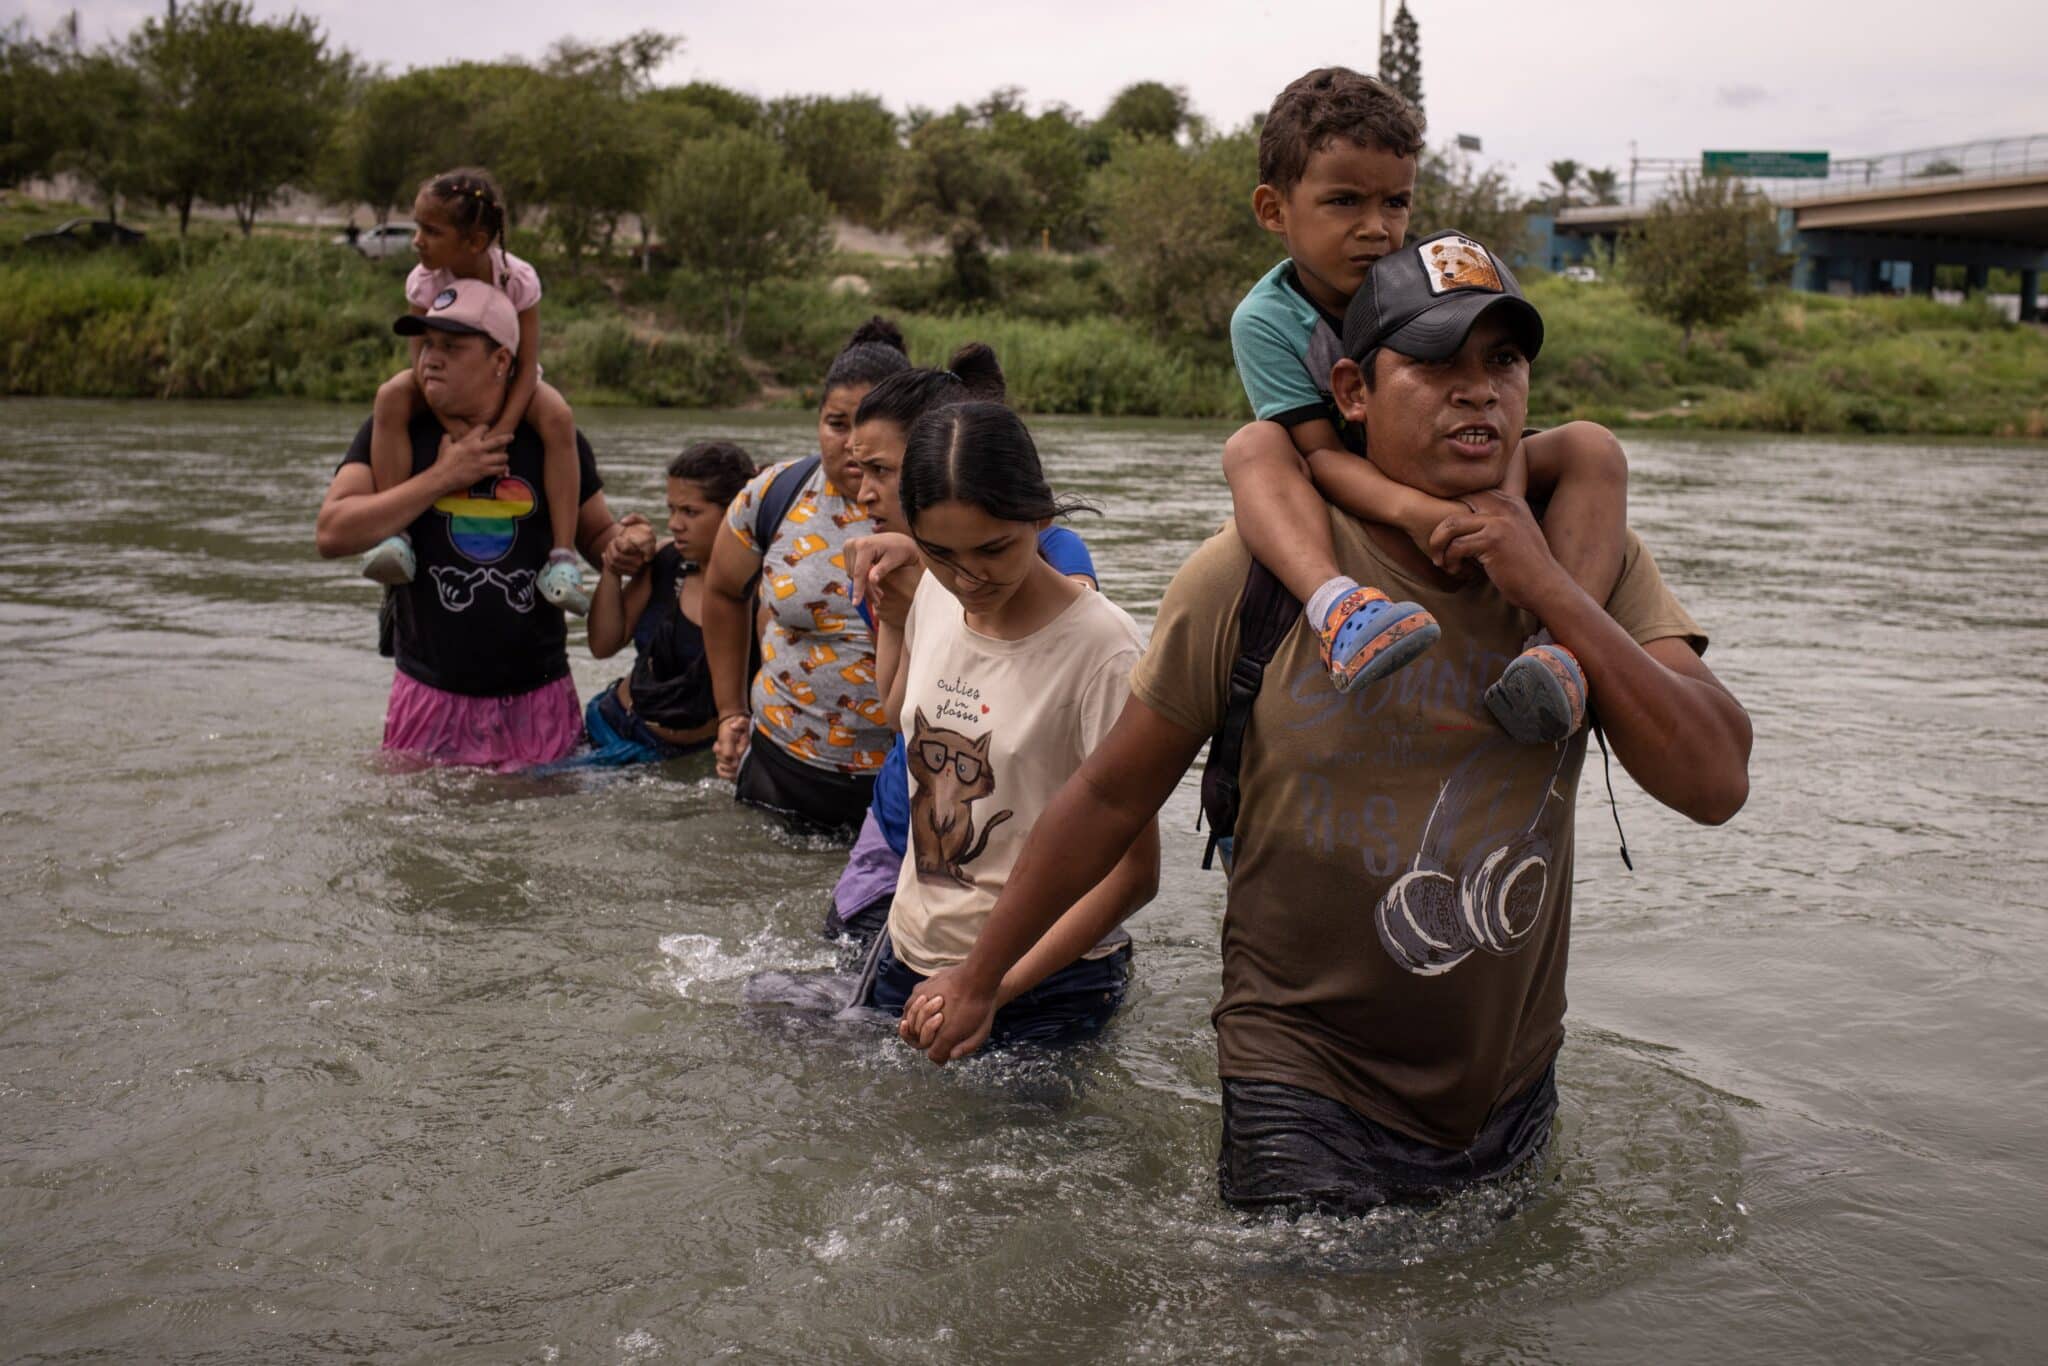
1,399,2043,1361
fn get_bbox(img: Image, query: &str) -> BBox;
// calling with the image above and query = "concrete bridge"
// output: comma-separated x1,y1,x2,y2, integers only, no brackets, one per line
1539,135,2048,319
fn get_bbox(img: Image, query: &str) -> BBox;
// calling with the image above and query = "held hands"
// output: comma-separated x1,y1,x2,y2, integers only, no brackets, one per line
603,515,658,577
1427,489,1573,614
845,533,922,616
432,426,511,493
899,965,999,1063
713,713,752,781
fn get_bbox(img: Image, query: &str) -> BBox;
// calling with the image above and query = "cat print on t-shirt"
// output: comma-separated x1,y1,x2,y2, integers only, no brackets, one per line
908,707,1013,888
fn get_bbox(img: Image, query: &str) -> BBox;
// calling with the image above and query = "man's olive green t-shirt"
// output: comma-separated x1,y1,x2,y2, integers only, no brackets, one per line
1129,509,1705,1149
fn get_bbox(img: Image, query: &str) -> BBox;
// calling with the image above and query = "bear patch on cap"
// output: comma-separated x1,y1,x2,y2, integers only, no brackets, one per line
1420,235,1505,295
431,287,458,310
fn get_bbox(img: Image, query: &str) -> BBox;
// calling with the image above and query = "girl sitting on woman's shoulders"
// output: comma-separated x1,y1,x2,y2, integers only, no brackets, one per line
580,442,756,765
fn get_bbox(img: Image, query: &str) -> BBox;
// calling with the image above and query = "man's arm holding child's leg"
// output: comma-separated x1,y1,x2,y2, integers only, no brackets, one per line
1432,490,1751,824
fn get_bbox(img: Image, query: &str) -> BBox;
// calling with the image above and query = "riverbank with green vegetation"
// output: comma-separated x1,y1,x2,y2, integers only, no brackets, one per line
4,199,2044,438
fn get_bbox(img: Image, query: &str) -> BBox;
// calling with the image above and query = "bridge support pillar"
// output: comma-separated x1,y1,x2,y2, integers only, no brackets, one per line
1964,263,1989,295
1911,256,1938,296
2022,270,2041,323
1850,256,1879,295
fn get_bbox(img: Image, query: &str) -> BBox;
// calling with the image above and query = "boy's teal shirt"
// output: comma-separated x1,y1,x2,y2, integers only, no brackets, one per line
1229,259,1350,429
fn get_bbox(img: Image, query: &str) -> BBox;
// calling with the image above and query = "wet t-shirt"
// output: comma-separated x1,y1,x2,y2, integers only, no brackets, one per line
341,415,602,697
721,459,889,774
1130,507,1705,1149
887,573,1145,977
625,544,715,731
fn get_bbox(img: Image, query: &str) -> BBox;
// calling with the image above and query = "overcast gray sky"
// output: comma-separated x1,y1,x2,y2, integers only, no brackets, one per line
25,0,2048,193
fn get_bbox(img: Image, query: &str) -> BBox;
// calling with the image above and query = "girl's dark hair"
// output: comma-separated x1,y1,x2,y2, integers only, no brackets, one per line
421,167,507,247
821,316,911,398
854,342,1006,431
899,401,1095,530
667,441,755,506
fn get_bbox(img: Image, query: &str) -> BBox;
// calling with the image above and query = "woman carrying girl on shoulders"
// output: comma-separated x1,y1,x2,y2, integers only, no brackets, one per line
360,168,590,615
865,401,1156,1048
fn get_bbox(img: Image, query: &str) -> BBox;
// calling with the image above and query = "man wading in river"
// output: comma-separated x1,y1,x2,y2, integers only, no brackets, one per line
902,238,1753,1216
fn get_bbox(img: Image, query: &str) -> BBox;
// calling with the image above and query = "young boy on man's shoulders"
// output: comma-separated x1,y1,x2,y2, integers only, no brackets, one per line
1225,66,1628,744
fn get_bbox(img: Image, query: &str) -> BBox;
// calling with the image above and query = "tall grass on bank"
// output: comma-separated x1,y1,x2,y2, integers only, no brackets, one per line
0,237,754,408
732,274,1247,418
1527,277,2048,439
3,228,2042,436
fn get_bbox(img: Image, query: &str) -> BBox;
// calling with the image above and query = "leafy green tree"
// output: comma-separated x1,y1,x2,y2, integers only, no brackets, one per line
652,128,831,340
1380,2,1424,120
0,26,62,189
1097,81,1191,143
319,68,468,225
1584,166,1620,206
658,81,763,133
46,46,151,219
128,0,348,236
410,62,543,210
767,93,899,224
1093,127,1269,339
525,33,676,263
888,111,1034,301
1545,158,1580,208
639,86,729,151
1413,145,1527,253
985,98,1095,248
1625,173,1780,352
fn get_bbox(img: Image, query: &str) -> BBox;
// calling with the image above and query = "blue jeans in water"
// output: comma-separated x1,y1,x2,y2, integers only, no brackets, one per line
866,934,1131,1049
1217,1059,1558,1217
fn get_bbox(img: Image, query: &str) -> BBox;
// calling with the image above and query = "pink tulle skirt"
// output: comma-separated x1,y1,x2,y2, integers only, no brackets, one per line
382,671,581,772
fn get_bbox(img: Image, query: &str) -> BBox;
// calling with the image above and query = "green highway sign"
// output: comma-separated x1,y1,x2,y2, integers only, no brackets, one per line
1702,150,1830,178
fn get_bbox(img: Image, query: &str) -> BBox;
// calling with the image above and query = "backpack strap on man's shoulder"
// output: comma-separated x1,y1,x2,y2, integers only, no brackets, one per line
1198,559,1302,871
754,454,821,551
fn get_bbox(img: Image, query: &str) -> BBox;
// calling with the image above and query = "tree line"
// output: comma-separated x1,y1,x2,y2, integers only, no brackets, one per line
8,2,1777,352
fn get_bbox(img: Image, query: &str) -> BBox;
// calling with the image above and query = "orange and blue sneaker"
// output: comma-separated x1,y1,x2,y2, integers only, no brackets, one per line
1317,586,1440,693
1485,637,1587,743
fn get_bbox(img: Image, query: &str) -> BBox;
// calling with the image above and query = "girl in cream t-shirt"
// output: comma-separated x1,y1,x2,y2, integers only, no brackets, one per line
866,401,1158,1048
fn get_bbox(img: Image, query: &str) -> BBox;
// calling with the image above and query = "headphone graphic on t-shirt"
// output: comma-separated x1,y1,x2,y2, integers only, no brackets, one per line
1374,741,1573,977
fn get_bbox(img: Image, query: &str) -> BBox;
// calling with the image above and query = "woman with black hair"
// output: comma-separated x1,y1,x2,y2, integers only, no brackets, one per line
702,319,911,838
823,343,1098,948
576,441,757,766
867,401,1157,1048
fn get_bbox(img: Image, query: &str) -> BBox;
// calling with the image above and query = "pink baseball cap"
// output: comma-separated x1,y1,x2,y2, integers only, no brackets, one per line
393,278,520,355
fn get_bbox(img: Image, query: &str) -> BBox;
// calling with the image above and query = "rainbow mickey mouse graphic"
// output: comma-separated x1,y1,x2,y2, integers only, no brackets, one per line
433,476,536,563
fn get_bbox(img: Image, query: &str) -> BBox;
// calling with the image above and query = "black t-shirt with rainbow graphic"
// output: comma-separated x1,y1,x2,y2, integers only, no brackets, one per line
340,415,602,697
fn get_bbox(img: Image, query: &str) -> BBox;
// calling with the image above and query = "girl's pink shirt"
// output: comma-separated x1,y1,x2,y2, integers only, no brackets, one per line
404,245,543,313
